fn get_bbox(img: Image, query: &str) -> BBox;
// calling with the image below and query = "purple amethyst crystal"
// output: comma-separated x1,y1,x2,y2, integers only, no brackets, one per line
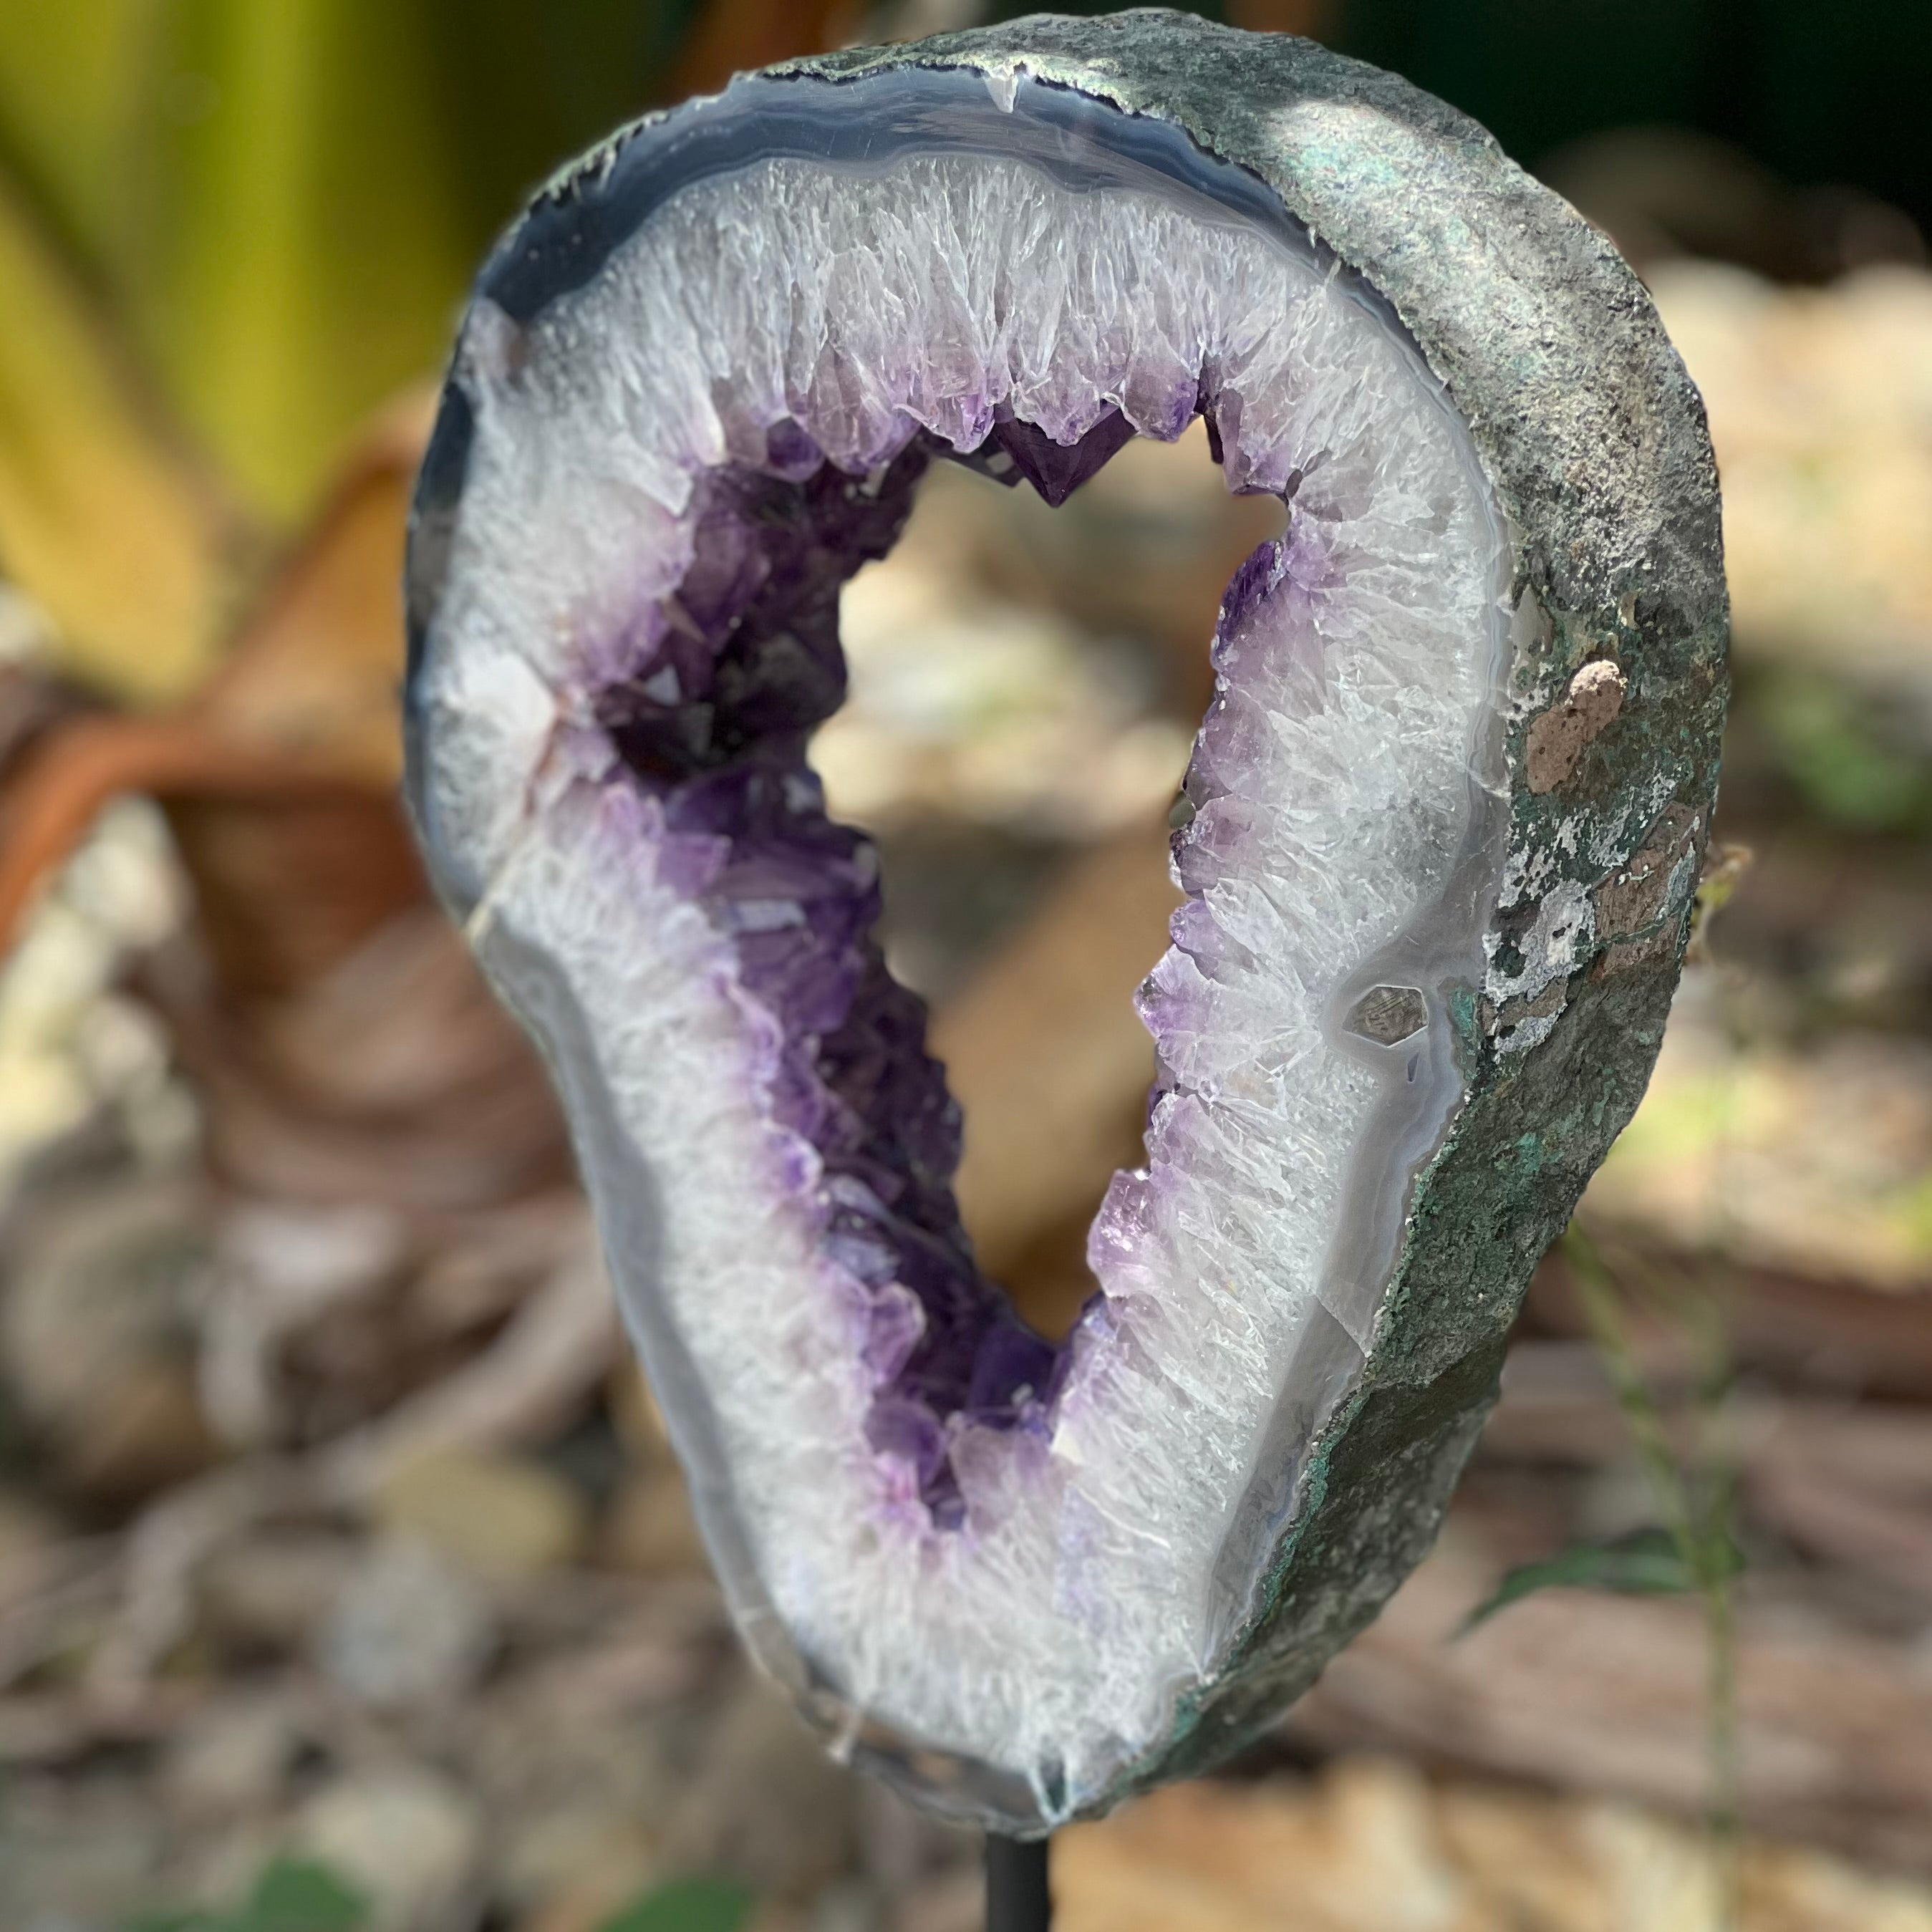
405,14,1726,1830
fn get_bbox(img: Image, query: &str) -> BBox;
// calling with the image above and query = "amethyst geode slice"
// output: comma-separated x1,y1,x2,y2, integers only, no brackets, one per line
404,11,1726,1830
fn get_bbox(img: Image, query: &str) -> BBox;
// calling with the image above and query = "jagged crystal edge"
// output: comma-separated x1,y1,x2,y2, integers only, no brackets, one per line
410,73,1510,1820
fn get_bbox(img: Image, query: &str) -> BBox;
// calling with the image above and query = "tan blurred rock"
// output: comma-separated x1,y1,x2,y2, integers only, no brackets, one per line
892,1868,980,1932
1283,1538,1932,1880
470,1673,681,1923
608,1356,676,1464
1054,1761,1932,1932
1584,970,1932,1292
294,1764,482,1932
314,1532,496,1711
930,821,1176,1289
0,1772,171,1930
1651,263,1932,678
0,1483,62,1607
0,1173,222,1500
370,1446,586,1581
56,1353,224,1501
501,1811,657,1932
664,1675,856,1898
598,1469,710,1580
199,1530,356,1652
0,1177,203,1411
160,1694,301,1823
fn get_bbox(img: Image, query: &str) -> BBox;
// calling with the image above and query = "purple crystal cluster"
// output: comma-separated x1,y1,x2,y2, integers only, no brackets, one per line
585,422,1177,1520
579,357,1344,1522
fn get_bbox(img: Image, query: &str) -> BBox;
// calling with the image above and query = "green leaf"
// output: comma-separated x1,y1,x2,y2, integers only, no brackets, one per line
1757,665,1932,832
0,0,152,284
0,165,233,700
123,0,476,519
120,0,718,520
1459,1526,1743,1634
0,3,717,531
418,0,710,249
119,1859,367,1932
234,1860,368,1932
592,1877,755,1932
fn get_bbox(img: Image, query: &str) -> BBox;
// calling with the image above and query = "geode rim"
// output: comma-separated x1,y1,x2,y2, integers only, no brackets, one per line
404,9,1727,1832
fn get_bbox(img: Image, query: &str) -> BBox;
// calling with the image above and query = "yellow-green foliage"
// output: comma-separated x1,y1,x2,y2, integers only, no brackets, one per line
0,0,702,699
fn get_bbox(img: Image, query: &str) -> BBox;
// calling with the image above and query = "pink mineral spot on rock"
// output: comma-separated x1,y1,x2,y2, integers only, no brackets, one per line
1593,801,1704,937
1526,659,1628,793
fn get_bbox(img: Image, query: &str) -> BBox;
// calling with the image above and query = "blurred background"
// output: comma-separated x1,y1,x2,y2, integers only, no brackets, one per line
1,2,1931,1928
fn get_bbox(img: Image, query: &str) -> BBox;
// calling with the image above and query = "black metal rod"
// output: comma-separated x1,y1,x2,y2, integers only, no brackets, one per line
985,1832,1052,1932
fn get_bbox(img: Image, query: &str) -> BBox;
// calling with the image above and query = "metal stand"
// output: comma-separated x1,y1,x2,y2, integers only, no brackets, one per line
985,1832,1051,1932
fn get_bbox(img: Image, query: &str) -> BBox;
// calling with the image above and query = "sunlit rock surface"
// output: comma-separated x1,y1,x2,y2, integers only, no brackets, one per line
407,16,1726,1828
